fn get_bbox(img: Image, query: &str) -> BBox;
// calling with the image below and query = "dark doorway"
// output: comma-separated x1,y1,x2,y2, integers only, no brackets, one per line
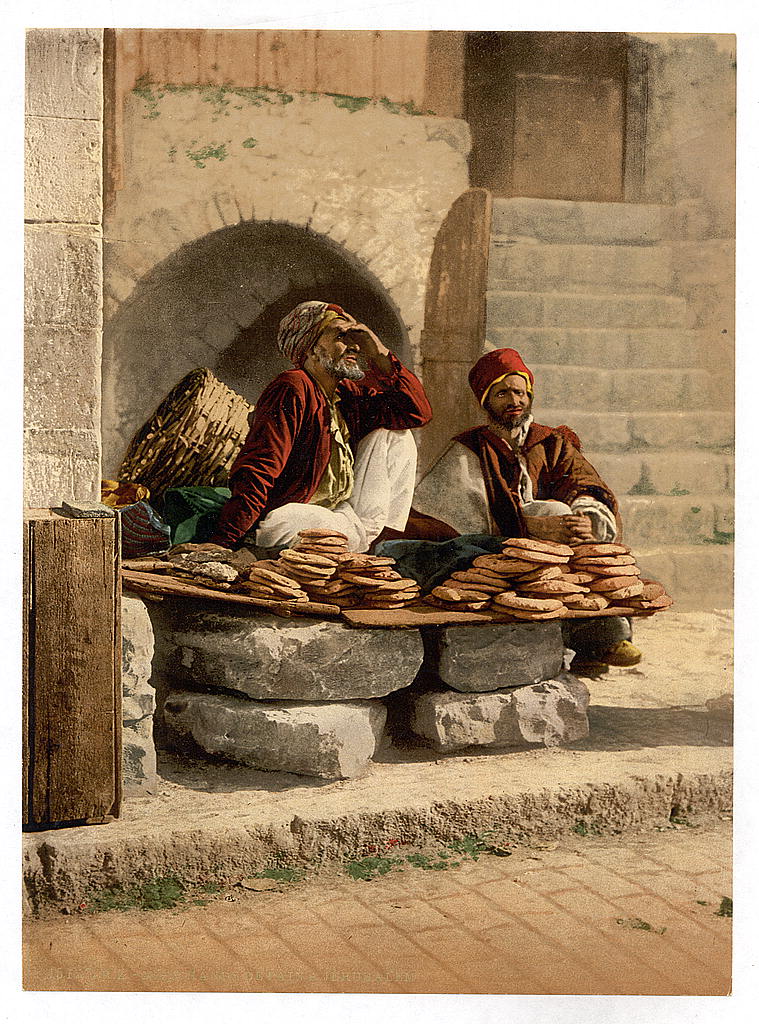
465,31,629,202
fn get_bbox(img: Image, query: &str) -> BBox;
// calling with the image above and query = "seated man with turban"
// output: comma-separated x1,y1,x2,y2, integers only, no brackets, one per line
410,347,641,668
207,300,432,553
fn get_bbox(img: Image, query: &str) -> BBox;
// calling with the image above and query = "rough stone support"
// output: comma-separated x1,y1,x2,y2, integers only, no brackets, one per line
24,30,104,506
122,596,157,795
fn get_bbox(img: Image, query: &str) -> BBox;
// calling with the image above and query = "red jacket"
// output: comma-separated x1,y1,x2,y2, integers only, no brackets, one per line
210,354,432,547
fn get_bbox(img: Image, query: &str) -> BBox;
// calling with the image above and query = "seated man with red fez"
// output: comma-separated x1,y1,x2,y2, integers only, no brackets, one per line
207,300,432,553
411,347,641,668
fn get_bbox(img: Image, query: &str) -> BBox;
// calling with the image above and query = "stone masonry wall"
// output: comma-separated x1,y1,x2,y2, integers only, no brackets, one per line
24,30,104,506
102,85,469,474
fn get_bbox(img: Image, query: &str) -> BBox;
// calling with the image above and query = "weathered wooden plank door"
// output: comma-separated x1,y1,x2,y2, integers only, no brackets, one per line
466,31,628,202
419,187,492,475
23,509,122,828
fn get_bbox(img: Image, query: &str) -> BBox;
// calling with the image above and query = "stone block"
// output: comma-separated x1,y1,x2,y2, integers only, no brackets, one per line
409,673,590,752
25,29,103,119
486,290,687,331
163,691,387,779
488,240,674,294
25,224,102,329
23,428,101,507
122,595,157,795
24,327,100,432
25,116,102,224
421,622,564,693
150,604,425,701
584,449,733,498
491,197,674,245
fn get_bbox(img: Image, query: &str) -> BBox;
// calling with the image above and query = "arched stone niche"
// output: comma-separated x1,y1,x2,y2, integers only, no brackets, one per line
102,220,411,476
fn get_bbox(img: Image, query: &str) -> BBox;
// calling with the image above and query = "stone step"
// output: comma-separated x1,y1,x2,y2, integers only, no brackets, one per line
491,197,675,246
632,545,733,611
529,364,713,411
583,450,734,498
618,495,734,547
487,290,687,330
484,327,704,370
533,409,733,451
488,240,675,294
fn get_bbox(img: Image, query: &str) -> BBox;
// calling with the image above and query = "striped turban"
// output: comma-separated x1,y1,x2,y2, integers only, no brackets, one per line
276,301,348,366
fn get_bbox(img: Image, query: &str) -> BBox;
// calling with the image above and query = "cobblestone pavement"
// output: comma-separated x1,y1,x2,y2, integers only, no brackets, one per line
23,819,732,995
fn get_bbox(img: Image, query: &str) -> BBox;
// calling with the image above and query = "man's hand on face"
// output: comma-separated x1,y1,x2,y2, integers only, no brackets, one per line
524,514,594,545
341,323,391,367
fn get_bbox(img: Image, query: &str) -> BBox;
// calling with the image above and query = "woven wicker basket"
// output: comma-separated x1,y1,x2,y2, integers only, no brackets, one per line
118,368,253,495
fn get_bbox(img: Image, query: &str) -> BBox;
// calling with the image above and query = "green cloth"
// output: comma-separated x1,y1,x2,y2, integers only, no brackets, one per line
162,486,232,545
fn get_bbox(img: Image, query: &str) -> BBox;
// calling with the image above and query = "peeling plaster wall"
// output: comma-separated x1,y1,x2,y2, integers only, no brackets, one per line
102,85,470,474
24,30,104,505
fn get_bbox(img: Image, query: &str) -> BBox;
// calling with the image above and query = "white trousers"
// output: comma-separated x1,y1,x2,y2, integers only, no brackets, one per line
252,428,418,552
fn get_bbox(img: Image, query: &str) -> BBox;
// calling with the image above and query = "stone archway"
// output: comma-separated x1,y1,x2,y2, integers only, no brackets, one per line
102,221,411,475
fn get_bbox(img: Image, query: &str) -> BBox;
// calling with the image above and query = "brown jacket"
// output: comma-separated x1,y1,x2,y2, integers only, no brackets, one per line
403,422,619,542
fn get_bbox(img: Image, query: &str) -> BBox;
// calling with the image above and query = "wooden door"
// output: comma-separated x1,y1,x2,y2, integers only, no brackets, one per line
23,509,122,828
466,31,628,202
419,188,492,475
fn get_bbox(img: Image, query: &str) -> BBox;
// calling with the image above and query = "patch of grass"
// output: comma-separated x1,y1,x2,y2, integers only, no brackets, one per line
696,899,708,906
254,867,304,884
716,896,732,918
572,819,602,838
703,528,734,545
86,876,186,914
330,93,373,113
670,484,690,496
628,463,658,496
616,917,666,935
185,142,229,168
242,137,257,149
446,832,497,861
345,855,403,881
199,881,224,894
405,853,457,871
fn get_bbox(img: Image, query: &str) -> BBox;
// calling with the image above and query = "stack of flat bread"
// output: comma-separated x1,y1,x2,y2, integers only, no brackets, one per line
336,554,421,609
566,543,673,613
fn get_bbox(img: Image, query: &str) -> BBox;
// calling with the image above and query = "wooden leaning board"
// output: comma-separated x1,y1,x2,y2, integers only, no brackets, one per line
122,569,664,628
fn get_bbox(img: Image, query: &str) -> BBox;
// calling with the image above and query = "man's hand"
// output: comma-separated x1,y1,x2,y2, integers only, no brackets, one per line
343,323,392,372
524,514,594,545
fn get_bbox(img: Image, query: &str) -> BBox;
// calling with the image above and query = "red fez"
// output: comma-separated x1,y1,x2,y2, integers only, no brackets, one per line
469,349,534,406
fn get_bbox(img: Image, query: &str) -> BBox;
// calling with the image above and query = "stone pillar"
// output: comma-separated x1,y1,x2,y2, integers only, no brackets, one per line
24,30,104,506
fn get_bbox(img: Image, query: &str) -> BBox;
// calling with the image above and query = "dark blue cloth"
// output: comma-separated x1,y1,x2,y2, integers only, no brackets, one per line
374,535,504,592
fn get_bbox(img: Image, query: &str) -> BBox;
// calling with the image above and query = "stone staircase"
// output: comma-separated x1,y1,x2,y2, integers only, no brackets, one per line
485,198,734,610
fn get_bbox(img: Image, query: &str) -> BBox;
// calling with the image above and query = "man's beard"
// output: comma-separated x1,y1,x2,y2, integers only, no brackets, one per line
490,402,532,431
313,349,365,381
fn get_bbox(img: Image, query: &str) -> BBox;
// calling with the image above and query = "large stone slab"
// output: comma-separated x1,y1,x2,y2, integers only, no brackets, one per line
150,603,425,700
122,596,157,795
163,691,387,779
410,673,590,753
25,29,103,119
25,115,102,224
421,622,564,693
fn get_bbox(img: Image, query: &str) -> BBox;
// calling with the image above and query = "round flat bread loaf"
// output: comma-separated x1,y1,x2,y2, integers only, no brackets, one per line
337,554,396,567
518,579,588,595
584,563,641,578
501,537,574,557
589,575,642,593
515,565,564,583
569,571,596,584
279,562,336,579
500,546,570,564
571,554,635,568
247,566,305,590
604,581,645,600
639,580,666,600
434,585,493,602
491,593,564,612
297,529,349,541
280,548,337,569
493,606,567,620
449,573,505,593
562,593,610,611
472,555,538,574
571,542,630,558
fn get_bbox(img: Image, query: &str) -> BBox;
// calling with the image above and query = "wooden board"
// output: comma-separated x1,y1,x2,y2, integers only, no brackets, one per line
24,509,121,827
342,603,666,629
122,569,341,619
